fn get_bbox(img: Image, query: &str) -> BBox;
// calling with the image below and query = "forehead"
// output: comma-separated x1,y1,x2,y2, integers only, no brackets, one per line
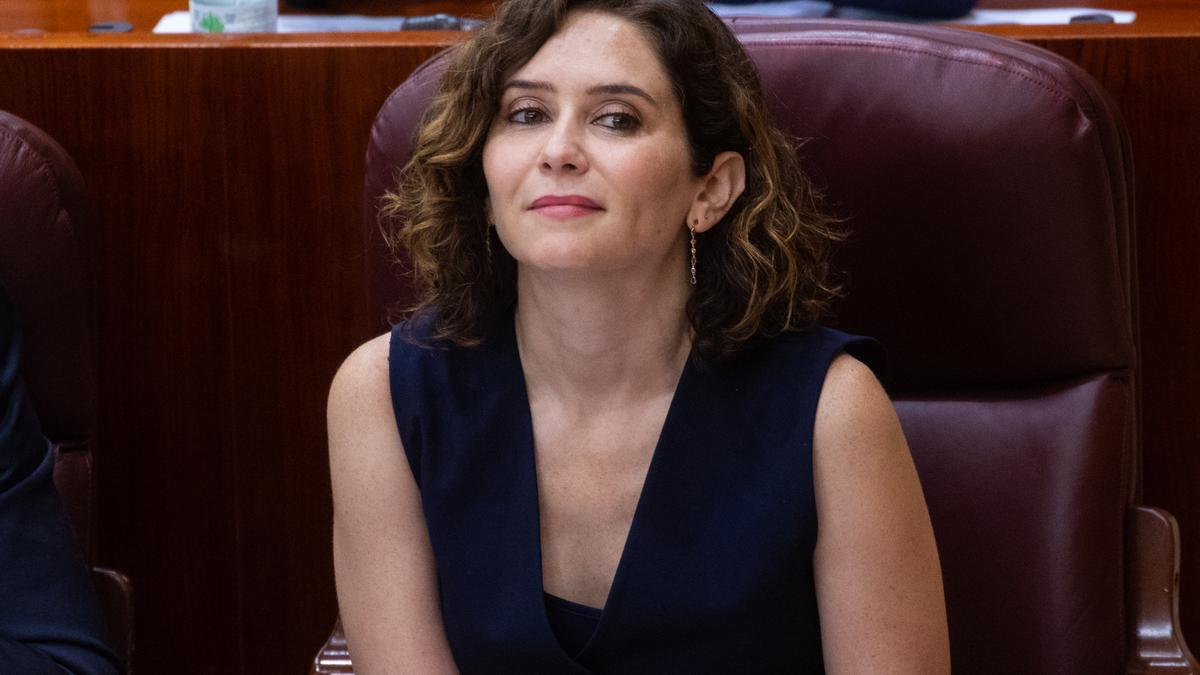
507,11,673,98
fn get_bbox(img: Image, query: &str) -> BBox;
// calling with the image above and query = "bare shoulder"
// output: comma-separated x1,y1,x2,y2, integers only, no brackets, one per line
327,332,393,425
814,352,896,447
811,350,917,551
811,352,950,674
327,330,406,522
327,331,407,524
811,351,914,545
327,331,458,672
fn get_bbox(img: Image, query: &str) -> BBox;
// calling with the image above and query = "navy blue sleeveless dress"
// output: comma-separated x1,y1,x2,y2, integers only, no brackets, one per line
389,311,884,673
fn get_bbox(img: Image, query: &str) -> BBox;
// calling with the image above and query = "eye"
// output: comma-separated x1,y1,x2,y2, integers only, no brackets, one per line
594,111,641,131
507,106,548,125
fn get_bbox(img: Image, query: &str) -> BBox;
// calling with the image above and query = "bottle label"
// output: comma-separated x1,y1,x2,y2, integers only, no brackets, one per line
190,0,278,33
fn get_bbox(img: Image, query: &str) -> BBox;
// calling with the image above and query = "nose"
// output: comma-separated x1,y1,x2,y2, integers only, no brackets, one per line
538,118,588,175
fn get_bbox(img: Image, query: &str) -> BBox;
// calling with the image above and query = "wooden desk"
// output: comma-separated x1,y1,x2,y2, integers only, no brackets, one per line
978,0,1200,33
6,0,1200,34
1,3,1198,672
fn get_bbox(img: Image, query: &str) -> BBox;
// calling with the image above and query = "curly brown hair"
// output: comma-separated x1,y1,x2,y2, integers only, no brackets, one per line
383,0,842,358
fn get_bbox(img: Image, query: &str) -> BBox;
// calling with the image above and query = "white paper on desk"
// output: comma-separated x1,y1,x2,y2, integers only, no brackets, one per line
951,7,1135,25
154,12,189,33
154,11,417,33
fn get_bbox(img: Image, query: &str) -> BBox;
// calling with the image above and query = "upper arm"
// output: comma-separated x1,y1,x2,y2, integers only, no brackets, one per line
812,353,950,674
327,333,458,674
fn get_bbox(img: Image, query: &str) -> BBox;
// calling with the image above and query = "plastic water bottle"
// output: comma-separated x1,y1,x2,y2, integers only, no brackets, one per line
190,0,278,33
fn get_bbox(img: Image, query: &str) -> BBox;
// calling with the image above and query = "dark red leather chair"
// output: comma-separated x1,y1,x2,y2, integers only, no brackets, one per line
0,110,135,671
317,20,1197,674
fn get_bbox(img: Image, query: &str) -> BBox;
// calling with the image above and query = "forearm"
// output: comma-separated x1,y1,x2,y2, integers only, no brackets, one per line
0,448,120,675
0,639,66,674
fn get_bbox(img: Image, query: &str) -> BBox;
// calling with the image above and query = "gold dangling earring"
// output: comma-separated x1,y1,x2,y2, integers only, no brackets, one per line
484,197,495,262
689,219,698,286
485,216,493,261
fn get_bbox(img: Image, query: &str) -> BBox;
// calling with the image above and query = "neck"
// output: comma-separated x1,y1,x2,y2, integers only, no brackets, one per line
514,262,692,410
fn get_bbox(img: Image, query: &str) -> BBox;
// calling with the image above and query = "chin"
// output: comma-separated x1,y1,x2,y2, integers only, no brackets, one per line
516,254,605,276
506,237,611,274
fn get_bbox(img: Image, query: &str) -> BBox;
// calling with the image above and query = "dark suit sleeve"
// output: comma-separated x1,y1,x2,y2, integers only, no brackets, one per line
0,294,119,675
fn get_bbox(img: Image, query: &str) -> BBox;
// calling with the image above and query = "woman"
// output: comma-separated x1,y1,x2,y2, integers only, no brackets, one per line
329,0,949,671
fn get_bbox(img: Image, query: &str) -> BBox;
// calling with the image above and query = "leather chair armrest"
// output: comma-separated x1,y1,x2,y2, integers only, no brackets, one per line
92,567,134,673
311,617,353,674
1127,505,1199,673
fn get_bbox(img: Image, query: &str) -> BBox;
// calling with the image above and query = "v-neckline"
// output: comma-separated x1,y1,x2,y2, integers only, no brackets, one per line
504,312,696,664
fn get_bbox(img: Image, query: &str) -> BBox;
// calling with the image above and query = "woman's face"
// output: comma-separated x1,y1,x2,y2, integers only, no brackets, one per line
482,10,703,278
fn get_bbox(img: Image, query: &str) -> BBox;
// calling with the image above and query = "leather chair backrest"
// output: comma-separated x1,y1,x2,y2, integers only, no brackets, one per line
0,110,99,559
364,21,1135,674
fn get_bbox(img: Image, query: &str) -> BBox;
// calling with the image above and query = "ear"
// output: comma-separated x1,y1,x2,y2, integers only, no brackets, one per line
688,151,746,233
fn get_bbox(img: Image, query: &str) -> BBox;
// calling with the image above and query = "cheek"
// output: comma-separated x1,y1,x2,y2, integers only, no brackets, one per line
481,136,520,203
607,142,697,217
481,141,503,195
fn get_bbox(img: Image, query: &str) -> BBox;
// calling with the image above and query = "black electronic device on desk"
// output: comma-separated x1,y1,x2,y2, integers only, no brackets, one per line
711,0,977,19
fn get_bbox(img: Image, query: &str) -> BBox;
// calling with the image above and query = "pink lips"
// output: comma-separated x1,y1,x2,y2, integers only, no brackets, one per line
529,195,604,219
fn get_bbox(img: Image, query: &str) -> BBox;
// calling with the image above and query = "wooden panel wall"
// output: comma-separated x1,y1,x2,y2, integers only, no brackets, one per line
0,24,1198,673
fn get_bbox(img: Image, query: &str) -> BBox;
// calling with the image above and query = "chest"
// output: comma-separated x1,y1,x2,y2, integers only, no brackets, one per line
529,396,672,608
396,324,841,669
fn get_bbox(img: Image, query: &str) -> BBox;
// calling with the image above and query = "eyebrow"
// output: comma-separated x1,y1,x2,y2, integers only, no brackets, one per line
503,79,659,107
